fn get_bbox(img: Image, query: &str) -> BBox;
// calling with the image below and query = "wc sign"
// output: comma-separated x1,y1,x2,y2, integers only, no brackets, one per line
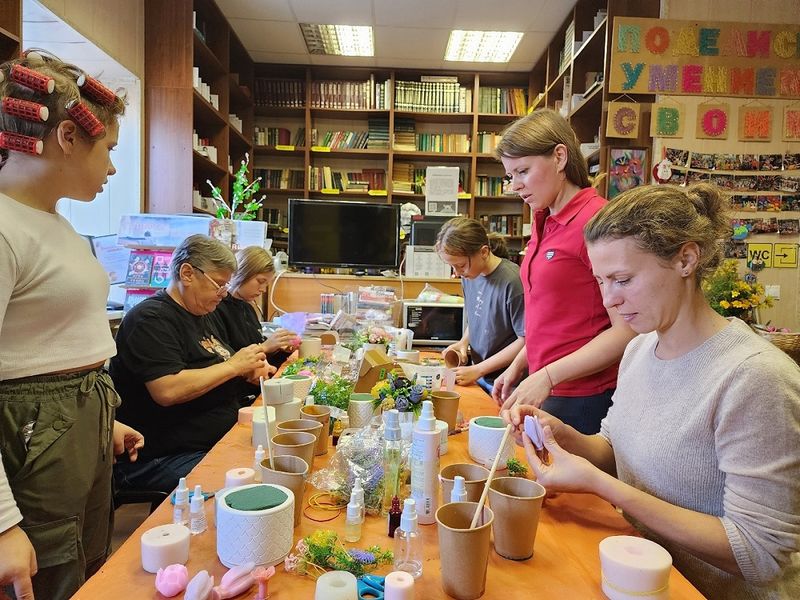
747,243,799,269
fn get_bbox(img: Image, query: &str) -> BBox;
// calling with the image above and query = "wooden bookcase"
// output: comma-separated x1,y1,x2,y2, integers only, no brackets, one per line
529,0,660,194
0,1,21,61
144,0,254,215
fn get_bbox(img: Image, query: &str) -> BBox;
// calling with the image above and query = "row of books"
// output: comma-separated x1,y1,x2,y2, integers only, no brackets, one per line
475,175,512,197
254,168,305,190
479,214,524,237
254,127,305,147
413,133,470,153
477,87,528,115
309,77,392,110
475,131,502,154
125,250,173,288
394,79,472,113
317,130,371,149
307,167,386,192
367,118,390,149
392,163,427,194
254,79,305,108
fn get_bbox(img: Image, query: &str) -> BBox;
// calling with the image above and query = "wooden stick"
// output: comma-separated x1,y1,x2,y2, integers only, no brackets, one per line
470,423,513,529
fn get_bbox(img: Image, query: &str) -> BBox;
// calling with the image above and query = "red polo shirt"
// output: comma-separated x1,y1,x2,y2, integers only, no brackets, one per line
521,187,618,397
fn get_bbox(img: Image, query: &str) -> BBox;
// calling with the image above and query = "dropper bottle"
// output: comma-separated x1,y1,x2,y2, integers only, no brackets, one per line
393,498,422,578
172,477,190,526
189,485,207,535
344,487,363,542
451,475,468,503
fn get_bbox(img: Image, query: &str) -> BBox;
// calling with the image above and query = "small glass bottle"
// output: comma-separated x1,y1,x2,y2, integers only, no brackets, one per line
189,485,207,535
172,477,190,527
382,409,403,515
393,498,422,579
344,488,362,542
387,495,402,538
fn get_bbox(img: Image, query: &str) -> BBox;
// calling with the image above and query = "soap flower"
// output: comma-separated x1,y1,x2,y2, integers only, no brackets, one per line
371,371,428,415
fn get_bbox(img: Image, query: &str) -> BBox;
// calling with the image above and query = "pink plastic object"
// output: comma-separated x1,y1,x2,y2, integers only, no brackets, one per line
252,565,276,600
524,414,545,451
66,100,105,137
155,564,189,598
185,570,215,600
211,562,256,600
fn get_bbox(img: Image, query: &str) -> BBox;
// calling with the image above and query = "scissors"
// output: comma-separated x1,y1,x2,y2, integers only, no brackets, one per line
357,574,385,600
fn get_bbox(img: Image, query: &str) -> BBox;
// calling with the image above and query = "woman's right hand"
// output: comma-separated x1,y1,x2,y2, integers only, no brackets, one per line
229,344,267,377
491,361,525,406
0,525,37,599
262,329,298,355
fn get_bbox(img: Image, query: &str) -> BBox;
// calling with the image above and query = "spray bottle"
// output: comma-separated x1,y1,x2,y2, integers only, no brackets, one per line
352,477,366,522
253,445,265,483
172,477,190,526
344,487,363,542
451,475,467,503
382,409,403,515
410,400,439,524
393,498,422,578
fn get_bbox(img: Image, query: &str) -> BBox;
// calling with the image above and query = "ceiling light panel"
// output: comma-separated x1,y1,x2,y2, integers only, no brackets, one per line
445,30,523,62
300,24,374,56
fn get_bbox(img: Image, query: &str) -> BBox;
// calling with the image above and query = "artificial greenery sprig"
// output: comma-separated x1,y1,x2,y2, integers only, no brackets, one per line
284,530,393,579
506,457,529,478
206,152,264,221
309,374,354,411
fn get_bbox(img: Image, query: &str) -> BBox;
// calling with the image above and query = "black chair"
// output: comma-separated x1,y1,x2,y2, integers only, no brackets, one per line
112,489,168,515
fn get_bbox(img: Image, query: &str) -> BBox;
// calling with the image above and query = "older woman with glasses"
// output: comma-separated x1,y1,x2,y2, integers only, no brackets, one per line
110,234,273,493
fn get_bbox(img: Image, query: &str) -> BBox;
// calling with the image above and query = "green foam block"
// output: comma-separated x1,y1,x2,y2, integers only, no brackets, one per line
225,485,288,511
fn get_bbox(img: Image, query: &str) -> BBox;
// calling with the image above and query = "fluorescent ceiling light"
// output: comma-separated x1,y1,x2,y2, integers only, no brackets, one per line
300,24,374,56
445,30,523,62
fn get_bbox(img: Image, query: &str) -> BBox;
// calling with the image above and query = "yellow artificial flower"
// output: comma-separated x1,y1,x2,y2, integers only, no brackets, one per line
381,398,396,411
730,290,740,298
719,300,731,309
370,380,391,398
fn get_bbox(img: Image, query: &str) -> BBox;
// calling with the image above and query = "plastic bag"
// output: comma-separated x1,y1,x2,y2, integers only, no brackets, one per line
308,424,410,515
415,283,464,304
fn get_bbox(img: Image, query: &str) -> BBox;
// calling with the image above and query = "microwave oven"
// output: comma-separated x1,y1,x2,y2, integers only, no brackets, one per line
402,301,466,346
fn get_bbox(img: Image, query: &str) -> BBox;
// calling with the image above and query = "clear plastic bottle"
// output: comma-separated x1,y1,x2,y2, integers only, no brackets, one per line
393,498,422,579
410,400,439,524
189,485,207,535
253,444,265,483
382,409,403,515
344,488,362,542
172,477,190,526
352,477,366,522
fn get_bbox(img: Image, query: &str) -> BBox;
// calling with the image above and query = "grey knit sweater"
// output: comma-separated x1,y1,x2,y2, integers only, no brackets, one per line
600,319,800,599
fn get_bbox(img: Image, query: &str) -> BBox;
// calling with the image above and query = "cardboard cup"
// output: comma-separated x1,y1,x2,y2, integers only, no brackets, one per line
488,477,546,560
299,337,322,358
300,404,331,456
443,348,465,369
431,391,460,433
276,419,323,455
270,431,316,473
348,393,379,428
436,502,494,600
440,463,490,504
261,454,309,527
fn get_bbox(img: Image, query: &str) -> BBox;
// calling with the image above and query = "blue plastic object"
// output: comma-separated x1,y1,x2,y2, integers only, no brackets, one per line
357,574,385,600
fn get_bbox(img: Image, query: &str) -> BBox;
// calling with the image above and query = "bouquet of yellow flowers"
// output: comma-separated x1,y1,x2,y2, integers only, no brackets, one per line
703,260,773,322
370,371,428,414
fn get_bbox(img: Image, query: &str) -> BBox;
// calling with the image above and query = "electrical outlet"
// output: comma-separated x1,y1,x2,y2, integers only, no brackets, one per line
765,285,780,300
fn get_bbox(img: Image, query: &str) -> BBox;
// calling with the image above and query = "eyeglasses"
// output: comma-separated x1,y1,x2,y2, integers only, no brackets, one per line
191,265,229,297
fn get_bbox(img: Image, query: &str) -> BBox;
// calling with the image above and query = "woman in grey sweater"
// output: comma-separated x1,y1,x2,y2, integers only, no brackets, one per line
506,183,800,599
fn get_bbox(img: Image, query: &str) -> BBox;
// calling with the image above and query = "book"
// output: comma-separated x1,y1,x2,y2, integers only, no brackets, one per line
149,252,172,288
126,251,154,286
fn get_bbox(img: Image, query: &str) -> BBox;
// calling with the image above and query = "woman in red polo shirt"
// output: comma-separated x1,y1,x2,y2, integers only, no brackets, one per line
492,109,635,434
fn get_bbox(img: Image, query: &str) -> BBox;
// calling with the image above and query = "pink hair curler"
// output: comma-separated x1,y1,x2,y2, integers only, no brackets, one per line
10,64,55,94
2,97,49,122
66,100,105,137
0,131,43,155
79,74,117,106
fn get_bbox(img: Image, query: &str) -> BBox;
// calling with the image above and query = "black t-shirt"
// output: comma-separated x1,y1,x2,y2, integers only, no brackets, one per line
212,294,264,350
110,291,257,461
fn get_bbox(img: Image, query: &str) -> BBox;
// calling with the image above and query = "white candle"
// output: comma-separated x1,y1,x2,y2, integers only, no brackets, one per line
224,467,255,488
385,570,415,600
140,524,190,573
599,535,672,600
314,570,357,600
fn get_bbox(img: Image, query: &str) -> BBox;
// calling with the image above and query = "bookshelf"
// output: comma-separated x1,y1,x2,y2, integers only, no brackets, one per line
144,0,254,215
0,1,20,61
529,0,659,194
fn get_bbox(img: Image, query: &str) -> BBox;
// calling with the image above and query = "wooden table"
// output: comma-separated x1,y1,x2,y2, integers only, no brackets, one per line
75,384,704,599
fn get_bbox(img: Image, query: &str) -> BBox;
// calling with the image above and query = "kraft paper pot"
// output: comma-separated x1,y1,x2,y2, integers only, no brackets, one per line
261,377,294,406
443,348,465,369
276,419,323,455
436,502,494,600
488,477,546,560
261,455,309,527
283,374,313,399
299,337,322,358
430,391,460,433
348,393,379,428
270,431,316,473
300,405,331,456
439,463,490,504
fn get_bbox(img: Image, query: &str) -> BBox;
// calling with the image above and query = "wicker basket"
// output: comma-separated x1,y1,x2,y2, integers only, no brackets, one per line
752,325,800,364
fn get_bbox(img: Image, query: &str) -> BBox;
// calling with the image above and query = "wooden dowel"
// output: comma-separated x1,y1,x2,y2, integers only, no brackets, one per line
470,423,513,529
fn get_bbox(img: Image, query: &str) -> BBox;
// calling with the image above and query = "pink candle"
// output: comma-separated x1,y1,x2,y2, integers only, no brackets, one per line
384,571,415,600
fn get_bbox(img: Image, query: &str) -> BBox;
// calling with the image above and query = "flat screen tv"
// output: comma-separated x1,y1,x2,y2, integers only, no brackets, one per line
288,199,400,269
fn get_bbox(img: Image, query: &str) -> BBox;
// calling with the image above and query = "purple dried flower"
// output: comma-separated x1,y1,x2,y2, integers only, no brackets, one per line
349,549,376,564
394,396,410,412
410,385,424,403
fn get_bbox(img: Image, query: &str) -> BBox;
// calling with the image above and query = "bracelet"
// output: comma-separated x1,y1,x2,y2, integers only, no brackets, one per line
543,365,555,390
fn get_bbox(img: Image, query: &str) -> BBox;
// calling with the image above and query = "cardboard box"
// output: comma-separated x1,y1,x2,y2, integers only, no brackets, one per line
354,348,398,393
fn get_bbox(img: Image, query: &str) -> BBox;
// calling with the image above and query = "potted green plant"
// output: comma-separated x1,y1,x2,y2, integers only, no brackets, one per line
702,260,772,323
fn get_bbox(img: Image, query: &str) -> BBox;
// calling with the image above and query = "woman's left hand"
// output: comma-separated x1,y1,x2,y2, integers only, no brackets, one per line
247,362,277,384
452,365,482,386
501,368,552,410
112,421,144,463
262,329,299,354
522,425,598,494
